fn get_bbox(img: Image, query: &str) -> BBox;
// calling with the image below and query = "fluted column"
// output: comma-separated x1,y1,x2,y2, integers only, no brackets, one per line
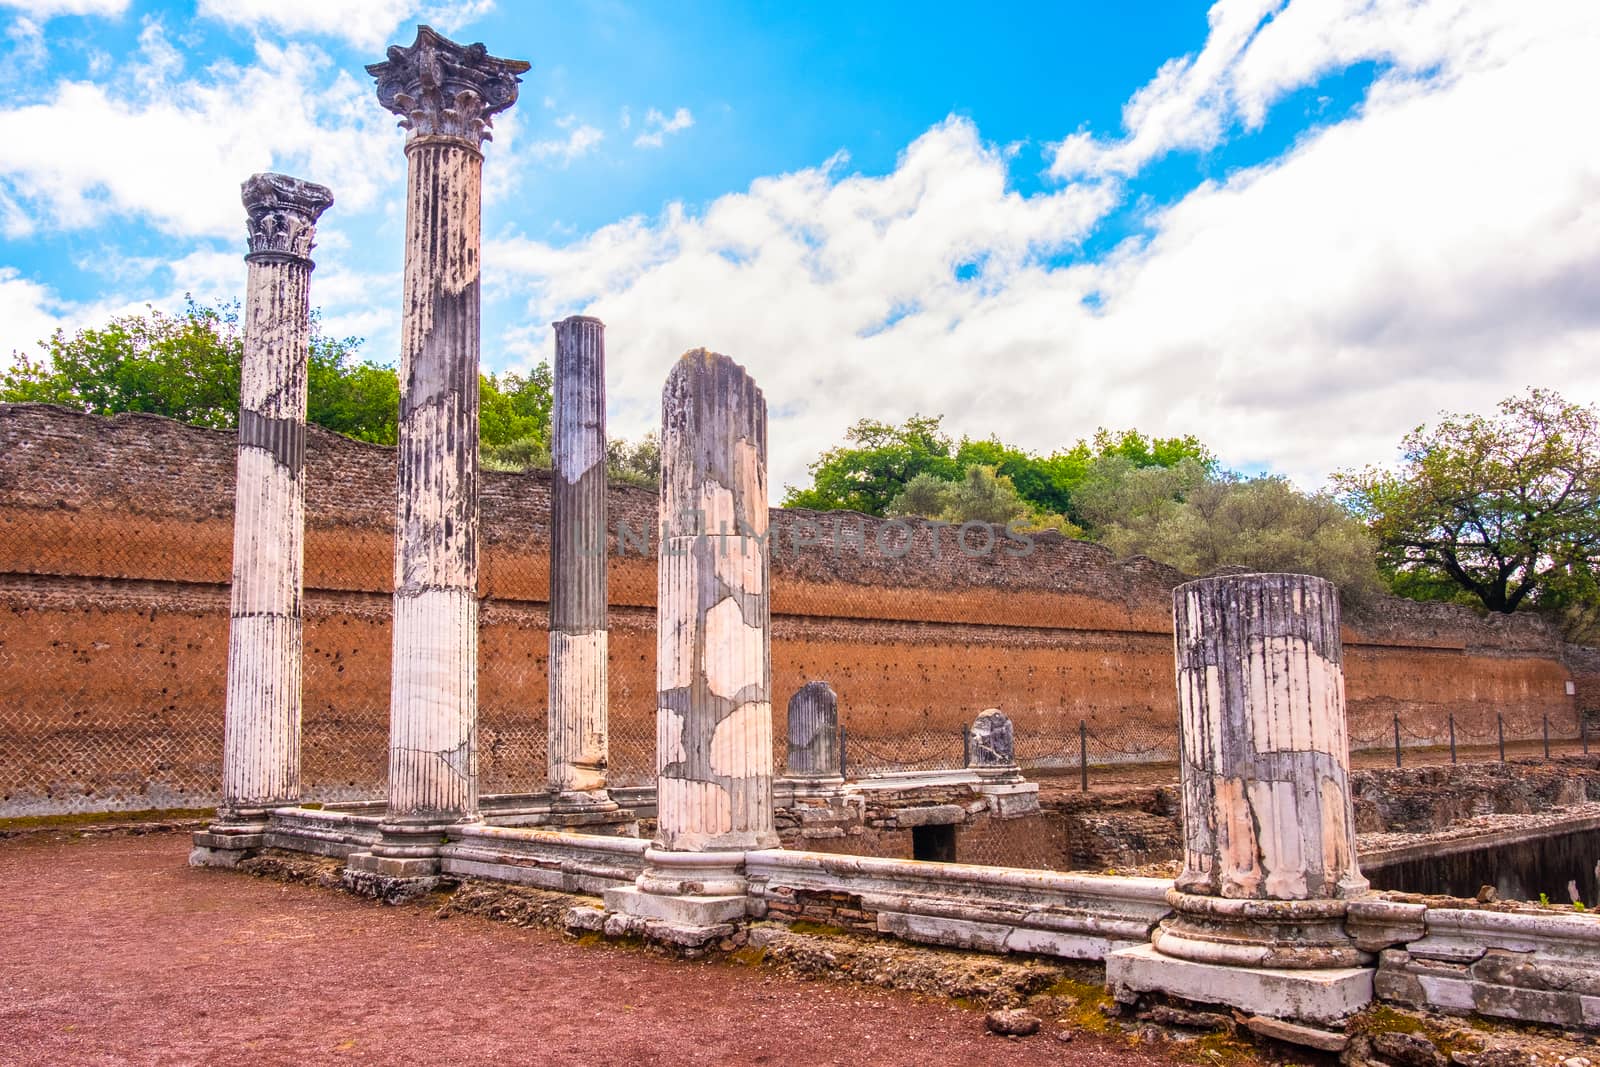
652,350,777,856
192,174,331,869
366,28,527,832
221,173,333,818
1155,572,1368,969
548,315,612,803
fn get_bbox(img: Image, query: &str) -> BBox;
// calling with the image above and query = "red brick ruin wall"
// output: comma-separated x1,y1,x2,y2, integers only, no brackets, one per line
0,404,1583,812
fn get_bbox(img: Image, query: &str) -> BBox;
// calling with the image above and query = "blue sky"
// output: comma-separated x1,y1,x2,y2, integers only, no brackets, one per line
2,0,1597,495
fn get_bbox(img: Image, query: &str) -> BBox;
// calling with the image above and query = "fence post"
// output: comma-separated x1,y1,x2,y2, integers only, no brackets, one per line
1499,713,1506,763
1393,713,1402,768
1544,714,1551,760
961,726,970,768
1449,713,1457,764
1079,719,1089,794
839,725,848,778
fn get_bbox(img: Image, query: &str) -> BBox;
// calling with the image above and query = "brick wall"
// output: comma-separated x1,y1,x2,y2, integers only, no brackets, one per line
0,403,1583,815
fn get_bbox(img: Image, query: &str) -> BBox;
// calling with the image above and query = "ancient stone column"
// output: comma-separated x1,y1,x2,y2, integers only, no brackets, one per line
352,28,526,885
653,350,777,855
192,174,332,868
1155,572,1369,968
785,681,839,779
548,315,612,806
605,352,775,930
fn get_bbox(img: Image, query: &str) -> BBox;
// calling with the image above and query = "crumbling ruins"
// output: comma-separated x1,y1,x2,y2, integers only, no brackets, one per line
10,23,1597,1059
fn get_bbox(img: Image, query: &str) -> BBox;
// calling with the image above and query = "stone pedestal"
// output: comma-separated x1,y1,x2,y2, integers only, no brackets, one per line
547,315,616,813
608,350,774,942
192,173,331,869
345,26,528,896
1109,573,1373,1035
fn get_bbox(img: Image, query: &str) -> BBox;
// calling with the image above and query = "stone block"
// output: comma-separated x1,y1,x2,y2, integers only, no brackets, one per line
876,910,1124,961
892,804,966,827
1106,943,1373,1026
603,885,748,926
1242,1014,1349,1052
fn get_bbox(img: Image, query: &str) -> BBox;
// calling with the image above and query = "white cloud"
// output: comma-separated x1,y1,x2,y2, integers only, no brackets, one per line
0,27,399,240
2,16,45,78
485,0,1600,497
0,267,65,366
633,106,693,149
195,0,494,52
0,0,127,17
531,121,603,165
1047,0,1576,182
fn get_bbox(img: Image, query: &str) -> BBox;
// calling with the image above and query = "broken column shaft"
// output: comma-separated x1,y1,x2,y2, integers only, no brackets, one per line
221,173,333,818
603,351,775,931
1157,572,1368,968
548,315,612,803
653,350,777,856
361,27,527,864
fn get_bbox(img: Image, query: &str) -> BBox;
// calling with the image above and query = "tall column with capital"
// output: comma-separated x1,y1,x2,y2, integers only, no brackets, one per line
548,315,615,807
347,27,527,892
191,173,332,868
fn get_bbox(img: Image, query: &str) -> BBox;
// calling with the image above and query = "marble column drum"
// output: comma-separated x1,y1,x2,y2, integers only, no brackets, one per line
548,315,613,803
652,350,778,857
364,28,528,849
1154,572,1370,969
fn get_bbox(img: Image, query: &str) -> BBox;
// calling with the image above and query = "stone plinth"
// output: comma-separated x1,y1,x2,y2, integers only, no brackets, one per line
192,172,331,869
346,26,527,895
547,315,614,810
1109,944,1373,1028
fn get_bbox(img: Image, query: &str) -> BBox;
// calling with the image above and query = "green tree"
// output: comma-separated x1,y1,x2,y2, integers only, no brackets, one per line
306,337,400,445
480,364,554,449
1336,388,1600,614
1089,471,1382,602
782,414,959,515
2,297,400,444
2,299,245,429
606,431,660,489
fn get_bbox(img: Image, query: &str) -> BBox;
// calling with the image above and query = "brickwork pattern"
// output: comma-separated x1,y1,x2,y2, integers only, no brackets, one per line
0,404,1585,817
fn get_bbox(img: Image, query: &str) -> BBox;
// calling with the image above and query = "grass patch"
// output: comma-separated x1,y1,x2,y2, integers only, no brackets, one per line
0,807,212,832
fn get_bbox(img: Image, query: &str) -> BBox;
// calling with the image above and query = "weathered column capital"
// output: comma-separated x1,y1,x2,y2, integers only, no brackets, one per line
242,173,333,262
366,24,529,150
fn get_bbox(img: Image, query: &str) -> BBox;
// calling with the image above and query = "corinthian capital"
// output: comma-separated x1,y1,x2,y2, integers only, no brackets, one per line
367,25,530,149
242,173,334,261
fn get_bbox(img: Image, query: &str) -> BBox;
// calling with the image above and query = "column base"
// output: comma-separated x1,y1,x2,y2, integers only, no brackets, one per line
1153,890,1371,969
341,852,442,904
189,813,271,867
339,814,473,903
598,847,753,951
1108,943,1373,1029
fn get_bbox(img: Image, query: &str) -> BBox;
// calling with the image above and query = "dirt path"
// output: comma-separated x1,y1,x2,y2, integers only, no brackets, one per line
0,831,1237,1067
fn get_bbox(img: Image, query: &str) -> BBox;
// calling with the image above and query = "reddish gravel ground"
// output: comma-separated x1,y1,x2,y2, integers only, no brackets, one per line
0,831,1239,1067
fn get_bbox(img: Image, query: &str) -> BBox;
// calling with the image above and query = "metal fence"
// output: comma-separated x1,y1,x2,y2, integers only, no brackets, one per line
0,484,1588,817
